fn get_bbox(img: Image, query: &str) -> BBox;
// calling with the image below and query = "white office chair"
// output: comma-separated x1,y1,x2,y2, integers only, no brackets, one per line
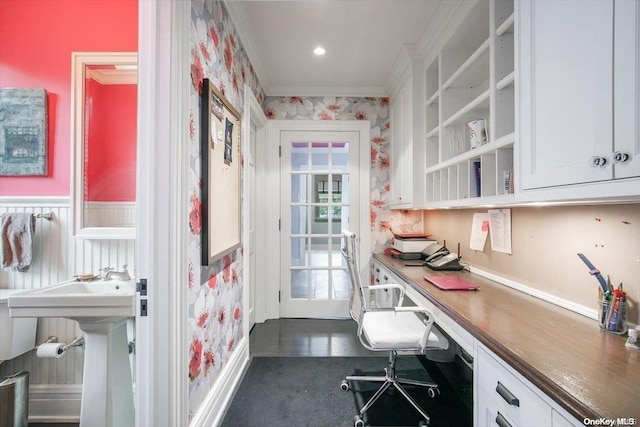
339,230,449,427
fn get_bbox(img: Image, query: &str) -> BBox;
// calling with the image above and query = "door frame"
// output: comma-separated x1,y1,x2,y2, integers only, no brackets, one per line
263,120,371,320
136,1,189,425
242,85,267,332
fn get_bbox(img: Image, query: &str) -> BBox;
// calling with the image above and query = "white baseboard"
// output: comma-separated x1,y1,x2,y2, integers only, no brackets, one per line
189,336,250,427
28,384,82,423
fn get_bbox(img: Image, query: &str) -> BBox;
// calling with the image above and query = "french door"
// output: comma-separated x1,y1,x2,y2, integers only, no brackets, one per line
280,130,361,318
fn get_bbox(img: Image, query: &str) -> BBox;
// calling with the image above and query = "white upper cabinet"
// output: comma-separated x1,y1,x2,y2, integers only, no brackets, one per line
519,0,640,198
390,49,425,208
420,0,517,208
614,0,640,180
390,75,414,207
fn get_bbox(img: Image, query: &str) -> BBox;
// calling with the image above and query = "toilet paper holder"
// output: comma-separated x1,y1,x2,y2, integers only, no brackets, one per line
35,335,85,354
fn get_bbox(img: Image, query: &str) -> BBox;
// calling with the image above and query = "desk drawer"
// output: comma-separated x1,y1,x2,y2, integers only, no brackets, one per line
478,387,519,427
478,346,552,427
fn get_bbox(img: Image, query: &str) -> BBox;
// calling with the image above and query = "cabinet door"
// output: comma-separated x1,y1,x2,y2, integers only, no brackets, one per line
519,0,614,189
390,77,413,206
614,0,640,179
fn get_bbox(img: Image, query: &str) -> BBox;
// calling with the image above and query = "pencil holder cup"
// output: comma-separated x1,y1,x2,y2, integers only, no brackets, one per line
597,297,627,335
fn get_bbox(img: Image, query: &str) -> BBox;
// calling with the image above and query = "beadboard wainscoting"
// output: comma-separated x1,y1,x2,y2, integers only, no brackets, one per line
84,201,136,228
0,197,135,421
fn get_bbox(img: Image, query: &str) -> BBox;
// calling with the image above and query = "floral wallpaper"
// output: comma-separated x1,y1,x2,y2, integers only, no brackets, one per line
187,0,422,421
263,96,423,253
188,0,265,420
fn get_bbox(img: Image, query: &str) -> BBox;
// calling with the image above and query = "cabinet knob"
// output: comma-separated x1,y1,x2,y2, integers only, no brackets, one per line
590,156,608,167
612,151,630,164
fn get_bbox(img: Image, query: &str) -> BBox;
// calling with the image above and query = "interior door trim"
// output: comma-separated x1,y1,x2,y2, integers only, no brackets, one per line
264,120,371,320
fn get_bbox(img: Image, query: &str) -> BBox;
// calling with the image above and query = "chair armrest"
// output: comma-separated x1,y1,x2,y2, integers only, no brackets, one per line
394,306,433,318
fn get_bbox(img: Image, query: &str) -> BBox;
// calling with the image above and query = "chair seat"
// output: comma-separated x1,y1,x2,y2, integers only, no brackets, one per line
362,310,449,351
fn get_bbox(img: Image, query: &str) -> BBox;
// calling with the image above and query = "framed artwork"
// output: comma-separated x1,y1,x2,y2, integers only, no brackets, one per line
0,88,48,176
200,79,241,265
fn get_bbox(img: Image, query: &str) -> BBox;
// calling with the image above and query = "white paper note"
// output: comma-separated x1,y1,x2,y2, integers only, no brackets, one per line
488,209,512,254
469,213,489,251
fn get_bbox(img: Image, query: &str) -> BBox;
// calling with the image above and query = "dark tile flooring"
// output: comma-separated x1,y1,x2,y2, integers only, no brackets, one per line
250,318,378,357
28,319,472,426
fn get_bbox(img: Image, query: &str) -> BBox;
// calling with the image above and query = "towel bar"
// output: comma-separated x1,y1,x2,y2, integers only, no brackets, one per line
34,212,54,221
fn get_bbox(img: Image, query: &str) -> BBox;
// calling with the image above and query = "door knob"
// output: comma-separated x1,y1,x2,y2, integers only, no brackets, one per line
612,151,630,164
590,156,608,167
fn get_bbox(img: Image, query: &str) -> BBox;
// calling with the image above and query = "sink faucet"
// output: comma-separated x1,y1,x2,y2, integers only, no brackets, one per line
104,265,131,281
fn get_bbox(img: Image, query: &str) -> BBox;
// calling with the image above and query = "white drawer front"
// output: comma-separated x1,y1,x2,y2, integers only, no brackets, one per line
478,387,519,427
478,346,552,427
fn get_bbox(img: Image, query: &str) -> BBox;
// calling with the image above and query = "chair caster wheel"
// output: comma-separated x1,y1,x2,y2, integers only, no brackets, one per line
427,387,440,398
340,379,350,391
354,415,365,427
418,421,429,427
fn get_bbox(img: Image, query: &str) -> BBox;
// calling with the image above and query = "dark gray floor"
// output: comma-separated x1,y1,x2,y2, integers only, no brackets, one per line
250,318,379,357
29,319,472,426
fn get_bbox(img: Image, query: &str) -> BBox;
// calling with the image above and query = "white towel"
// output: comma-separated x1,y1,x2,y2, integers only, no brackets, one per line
0,213,36,272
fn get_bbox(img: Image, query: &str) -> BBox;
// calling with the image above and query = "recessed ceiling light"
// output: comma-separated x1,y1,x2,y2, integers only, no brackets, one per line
313,46,326,56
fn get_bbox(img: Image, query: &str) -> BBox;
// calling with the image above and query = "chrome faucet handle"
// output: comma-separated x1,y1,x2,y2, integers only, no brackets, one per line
122,264,129,272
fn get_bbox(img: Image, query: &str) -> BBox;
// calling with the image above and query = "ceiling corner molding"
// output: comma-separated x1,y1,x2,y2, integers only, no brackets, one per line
384,43,414,94
417,0,468,57
265,85,389,98
224,1,270,92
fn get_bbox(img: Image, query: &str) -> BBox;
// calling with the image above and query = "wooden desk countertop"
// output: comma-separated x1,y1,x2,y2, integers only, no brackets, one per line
373,253,640,422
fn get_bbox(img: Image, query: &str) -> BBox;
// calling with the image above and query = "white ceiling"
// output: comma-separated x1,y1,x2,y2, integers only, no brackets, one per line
226,1,442,97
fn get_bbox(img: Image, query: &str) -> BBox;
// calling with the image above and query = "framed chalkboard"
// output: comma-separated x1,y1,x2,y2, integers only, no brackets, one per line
200,79,241,265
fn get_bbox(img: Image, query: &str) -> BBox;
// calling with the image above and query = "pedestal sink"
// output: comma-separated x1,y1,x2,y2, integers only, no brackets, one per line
8,278,136,427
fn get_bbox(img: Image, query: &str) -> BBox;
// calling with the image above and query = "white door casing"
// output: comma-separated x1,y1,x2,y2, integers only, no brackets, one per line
263,120,370,321
136,1,189,426
242,85,267,333
280,130,360,318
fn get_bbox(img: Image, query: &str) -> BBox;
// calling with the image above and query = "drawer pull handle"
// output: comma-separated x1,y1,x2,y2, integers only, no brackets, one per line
496,411,512,427
496,381,519,407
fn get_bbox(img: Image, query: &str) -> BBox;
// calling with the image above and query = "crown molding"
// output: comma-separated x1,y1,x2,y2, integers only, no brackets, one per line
265,85,388,98
224,1,270,94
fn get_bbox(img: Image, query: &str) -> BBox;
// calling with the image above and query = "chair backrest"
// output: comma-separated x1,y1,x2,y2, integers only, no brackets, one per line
341,230,367,322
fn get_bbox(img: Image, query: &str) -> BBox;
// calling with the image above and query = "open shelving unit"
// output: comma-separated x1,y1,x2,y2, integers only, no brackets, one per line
423,0,515,207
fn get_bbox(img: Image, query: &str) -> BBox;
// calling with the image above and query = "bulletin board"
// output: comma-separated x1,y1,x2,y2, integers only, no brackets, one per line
200,78,241,265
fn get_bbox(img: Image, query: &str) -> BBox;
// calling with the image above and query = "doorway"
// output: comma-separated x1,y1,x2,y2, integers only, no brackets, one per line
280,130,362,318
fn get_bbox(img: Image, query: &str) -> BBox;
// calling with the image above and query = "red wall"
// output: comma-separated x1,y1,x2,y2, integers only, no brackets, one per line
0,0,137,196
86,80,137,201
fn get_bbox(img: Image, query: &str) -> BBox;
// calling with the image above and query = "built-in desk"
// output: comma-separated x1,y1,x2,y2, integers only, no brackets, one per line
373,253,640,425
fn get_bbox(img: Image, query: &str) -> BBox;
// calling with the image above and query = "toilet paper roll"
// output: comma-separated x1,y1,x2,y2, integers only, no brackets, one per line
36,343,65,358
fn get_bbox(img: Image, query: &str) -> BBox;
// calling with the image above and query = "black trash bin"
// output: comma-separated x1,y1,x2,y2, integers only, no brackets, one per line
0,371,29,427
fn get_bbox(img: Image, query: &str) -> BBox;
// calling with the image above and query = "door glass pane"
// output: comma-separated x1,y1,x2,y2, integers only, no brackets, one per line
290,174,308,203
291,142,309,171
310,238,330,267
332,270,350,299
330,236,343,267
311,143,329,171
290,206,309,234
332,142,349,171
291,269,308,298
291,237,308,267
312,269,329,299
338,174,349,203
